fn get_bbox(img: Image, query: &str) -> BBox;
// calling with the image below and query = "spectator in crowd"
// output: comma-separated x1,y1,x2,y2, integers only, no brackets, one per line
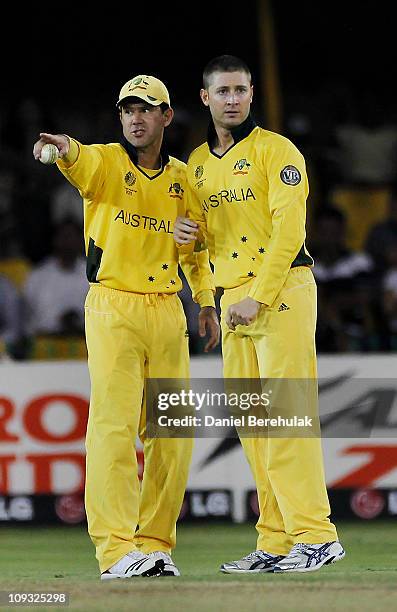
0,274,23,358
0,233,31,289
329,91,397,252
23,218,87,336
310,206,380,351
50,181,84,226
311,206,374,281
334,90,397,186
365,187,397,271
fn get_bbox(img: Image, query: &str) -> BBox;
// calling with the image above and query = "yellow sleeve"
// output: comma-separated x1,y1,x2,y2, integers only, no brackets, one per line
56,138,107,200
179,251,215,308
178,174,215,308
248,140,309,306
181,177,209,253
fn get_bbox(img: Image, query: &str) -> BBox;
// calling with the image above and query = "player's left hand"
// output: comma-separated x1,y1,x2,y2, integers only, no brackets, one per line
198,306,220,352
226,297,261,331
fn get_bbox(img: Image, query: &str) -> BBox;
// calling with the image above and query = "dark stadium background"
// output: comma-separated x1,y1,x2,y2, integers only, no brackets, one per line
3,2,392,112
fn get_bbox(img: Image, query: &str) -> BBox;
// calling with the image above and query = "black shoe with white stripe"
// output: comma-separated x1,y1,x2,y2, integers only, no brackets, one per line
273,541,345,573
221,550,285,574
101,551,164,580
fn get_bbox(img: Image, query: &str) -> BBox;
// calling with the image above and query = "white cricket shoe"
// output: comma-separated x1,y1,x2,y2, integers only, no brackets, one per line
274,541,345,573
150,551,180,576
221,550,285,573
101,550,164,580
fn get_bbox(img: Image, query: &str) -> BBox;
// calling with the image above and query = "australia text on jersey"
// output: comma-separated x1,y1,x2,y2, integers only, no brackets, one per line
201,187,256,212
114,209,173,233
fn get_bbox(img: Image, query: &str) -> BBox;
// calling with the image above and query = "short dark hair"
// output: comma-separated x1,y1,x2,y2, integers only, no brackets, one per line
203,55,251,89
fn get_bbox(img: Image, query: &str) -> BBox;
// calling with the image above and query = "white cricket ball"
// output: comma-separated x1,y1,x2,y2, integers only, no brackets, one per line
39,143,59,165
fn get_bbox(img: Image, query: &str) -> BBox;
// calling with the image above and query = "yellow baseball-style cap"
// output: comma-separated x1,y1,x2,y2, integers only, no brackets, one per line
117,75,170,107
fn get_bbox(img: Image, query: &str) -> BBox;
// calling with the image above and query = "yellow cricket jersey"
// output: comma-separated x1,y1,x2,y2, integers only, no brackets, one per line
57,137,215,307
186,115,313,307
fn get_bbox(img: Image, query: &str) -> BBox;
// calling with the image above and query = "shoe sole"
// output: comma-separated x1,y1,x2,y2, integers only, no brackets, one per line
101,559,164,580
220,566,275,574
274,551,345,573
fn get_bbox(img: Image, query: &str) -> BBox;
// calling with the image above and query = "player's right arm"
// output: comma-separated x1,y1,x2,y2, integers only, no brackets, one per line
33,132,106,199
176,175,219,351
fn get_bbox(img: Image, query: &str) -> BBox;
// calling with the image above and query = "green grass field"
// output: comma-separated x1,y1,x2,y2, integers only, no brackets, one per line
0,521,396,611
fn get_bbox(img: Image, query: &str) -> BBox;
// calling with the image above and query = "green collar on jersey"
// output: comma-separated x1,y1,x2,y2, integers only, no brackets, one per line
120,136,170,173
207,113,257,153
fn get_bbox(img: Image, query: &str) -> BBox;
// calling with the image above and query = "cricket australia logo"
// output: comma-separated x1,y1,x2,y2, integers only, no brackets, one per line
128,76,150,93
169,182,184,199
195,165,204,179
124,171,137,195
280,165,301,186
125,171,137,186
194,165,206,189
233,159,251,175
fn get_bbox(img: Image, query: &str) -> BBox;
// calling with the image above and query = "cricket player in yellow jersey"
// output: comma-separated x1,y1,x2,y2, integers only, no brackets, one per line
174,55,345,573
33,75,219,580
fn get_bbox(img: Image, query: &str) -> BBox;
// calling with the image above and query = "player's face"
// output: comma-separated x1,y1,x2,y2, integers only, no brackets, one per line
120,102,173,149
200,71,253,129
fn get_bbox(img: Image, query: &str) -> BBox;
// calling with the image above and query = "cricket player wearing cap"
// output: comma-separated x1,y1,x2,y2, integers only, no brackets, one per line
33,75,219,579
174,55,345,573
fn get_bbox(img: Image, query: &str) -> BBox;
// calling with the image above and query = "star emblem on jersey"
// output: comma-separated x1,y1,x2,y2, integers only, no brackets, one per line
162,264,169,270
233,158,251,175
241,236,247,242
258,247,265,254
124,171,137,186
278,302,290,312
232,252,238,259
248,271,254,277
280,165,301,186
148,276,155,282
170,280,176,285
168,182,184,199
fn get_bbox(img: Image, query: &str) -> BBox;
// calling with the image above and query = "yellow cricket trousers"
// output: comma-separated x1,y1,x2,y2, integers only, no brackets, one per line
84,284,193,572
221,267,338,555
